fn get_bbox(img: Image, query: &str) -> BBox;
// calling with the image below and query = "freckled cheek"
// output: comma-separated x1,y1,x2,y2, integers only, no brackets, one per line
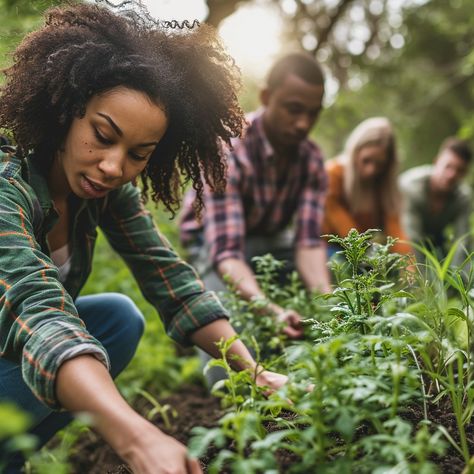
80,140,95,156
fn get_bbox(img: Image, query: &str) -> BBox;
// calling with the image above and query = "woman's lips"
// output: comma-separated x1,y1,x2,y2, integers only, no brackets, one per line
80,176,112,198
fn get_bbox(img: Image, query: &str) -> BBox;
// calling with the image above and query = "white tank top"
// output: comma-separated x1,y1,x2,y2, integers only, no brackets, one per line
50,242,72,283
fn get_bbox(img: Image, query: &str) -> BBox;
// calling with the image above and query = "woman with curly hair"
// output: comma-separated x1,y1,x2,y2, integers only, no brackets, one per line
0,2,287,472
322,117,412,256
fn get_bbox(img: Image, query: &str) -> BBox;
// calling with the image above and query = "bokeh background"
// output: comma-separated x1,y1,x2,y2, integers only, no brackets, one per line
1,0,473,168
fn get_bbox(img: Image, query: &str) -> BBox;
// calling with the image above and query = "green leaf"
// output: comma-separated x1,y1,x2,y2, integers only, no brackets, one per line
447,307,467,322
335,408,356,441
251,430,292,450
188,427,225,458
0,403,31,439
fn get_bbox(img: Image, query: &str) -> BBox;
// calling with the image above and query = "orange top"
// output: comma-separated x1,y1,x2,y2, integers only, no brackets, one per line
322,160,412,255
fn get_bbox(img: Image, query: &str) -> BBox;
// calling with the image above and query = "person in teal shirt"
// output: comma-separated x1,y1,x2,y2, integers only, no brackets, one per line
399,137,472,269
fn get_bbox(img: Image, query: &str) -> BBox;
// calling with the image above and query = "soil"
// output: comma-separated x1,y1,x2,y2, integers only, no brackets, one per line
68,385,223,474
65,384,473,474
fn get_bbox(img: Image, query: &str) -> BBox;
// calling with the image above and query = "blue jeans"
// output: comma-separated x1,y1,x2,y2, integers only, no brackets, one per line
0,293,145,473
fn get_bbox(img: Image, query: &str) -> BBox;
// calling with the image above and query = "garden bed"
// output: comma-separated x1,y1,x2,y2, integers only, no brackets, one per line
65,383,472,473
64,230,474,473
68,384,222,474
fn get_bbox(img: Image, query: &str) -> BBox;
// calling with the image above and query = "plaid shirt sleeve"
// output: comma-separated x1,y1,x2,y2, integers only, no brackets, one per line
202,153,247,265
0,174,109,409
294,145,328,247
99,183,229,346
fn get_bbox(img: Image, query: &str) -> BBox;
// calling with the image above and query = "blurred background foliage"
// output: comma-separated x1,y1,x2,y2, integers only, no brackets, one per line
226,0,474,167
1,0,472,167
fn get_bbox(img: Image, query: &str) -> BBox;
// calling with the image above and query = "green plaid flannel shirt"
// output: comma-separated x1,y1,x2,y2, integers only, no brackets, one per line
0,149,228,408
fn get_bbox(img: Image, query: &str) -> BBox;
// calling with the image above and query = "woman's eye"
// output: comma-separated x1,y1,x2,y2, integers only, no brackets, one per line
129,152,149,162
94,128,113,145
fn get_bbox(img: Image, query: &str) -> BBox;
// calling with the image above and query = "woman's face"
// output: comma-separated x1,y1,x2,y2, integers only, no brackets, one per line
354,144,388,182
52,86,168,200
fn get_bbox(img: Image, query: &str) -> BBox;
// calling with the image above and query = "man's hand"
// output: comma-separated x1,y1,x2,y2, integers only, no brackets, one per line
254,369,288,394
276,309,304,339
267,303,304,339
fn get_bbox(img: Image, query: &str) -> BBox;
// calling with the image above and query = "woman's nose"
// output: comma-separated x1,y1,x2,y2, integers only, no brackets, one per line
365,163,377,177
98,151,124,179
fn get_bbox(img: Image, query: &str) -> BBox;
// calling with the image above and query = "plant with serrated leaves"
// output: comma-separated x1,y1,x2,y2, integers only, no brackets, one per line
268,332,441,473
320,229,412,336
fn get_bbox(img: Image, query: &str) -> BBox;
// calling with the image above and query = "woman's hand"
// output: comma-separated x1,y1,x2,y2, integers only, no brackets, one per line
56,355,202,474
118,419,202,474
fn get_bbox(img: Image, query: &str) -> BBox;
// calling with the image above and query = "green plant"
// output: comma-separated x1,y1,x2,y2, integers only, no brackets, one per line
322,229,412,335
189,230,455,472
0,403,37,472
135,389,177,430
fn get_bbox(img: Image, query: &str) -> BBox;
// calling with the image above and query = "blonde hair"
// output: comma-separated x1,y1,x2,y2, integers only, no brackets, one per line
339,117,400,215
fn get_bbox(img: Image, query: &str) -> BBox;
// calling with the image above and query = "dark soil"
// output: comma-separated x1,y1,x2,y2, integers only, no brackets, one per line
66,384,472,473
68,384,223,474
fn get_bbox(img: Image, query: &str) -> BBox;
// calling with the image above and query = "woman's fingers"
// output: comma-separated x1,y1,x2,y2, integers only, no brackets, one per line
186,456,203,474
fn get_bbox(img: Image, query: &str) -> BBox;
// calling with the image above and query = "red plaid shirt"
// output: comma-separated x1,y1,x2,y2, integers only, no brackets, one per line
179,110,328,266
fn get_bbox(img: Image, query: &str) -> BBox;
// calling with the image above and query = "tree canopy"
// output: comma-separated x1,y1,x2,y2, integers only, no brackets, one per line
0,0,472,168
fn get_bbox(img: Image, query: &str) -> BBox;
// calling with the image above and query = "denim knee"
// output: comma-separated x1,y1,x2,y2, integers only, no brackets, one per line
75,293,145,377
107,293,146,341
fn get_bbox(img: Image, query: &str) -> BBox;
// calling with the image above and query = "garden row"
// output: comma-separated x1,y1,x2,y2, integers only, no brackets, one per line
2,228,474,473
186,229,474,473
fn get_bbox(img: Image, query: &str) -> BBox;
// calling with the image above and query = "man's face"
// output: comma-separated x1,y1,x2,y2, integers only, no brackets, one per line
261,73,324,150
431,149,469,193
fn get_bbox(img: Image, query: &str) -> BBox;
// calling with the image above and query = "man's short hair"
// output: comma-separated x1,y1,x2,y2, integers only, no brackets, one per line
266,52,324,90
0,135,9,147
439,137,472,164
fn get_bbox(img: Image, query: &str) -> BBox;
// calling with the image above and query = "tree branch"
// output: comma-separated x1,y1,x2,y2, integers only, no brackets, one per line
315,0,356,52
206,0,248,28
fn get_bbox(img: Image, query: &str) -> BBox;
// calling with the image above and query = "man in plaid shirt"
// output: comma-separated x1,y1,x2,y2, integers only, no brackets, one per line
180,53,331,348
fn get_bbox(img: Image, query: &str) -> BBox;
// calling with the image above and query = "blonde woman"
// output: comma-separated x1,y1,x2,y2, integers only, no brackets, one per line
322,117,411,255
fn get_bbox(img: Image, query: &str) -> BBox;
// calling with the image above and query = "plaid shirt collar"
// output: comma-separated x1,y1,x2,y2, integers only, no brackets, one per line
245,108,309,164
27,158,55,212
248,109,274,160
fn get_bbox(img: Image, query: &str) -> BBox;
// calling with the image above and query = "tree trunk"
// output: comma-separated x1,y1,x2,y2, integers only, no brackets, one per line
206,0,248,27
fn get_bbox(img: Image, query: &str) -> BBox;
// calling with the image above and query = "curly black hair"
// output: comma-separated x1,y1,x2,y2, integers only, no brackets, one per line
0,1,244,215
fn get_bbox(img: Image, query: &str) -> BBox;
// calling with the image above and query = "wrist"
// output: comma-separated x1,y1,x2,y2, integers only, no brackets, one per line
267,302,284,316
249,295,282,317
95,405,151,456
226,339,258,372
115,416,164,463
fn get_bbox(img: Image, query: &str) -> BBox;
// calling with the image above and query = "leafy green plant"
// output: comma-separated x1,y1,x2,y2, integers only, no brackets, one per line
322,229,412,334
221,253,327,364
0,403,36,472
187,231,455,472
135,389,177,430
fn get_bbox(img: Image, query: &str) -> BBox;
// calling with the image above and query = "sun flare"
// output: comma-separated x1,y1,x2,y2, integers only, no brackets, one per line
218,4,284,79
140,0,283,80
